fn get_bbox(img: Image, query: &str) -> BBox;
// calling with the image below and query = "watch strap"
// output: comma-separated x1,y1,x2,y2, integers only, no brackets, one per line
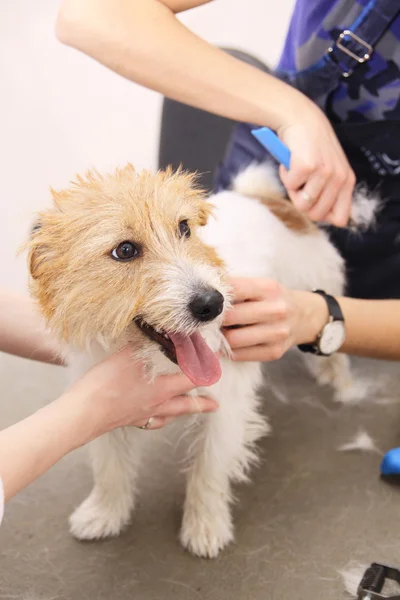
313,289,344,323
298,290,344,355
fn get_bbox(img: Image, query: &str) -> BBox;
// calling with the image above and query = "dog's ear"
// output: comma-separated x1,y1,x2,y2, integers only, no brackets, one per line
29,235,48,281
197,200,214,226
30,220,42,236
28,220,43,279
27,216,57,281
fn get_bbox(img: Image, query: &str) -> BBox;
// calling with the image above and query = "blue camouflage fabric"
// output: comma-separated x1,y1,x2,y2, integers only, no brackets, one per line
277,0,400,125
213,0,400,300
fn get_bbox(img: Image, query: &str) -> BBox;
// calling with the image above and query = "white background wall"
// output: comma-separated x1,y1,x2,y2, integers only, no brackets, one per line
0,0,294,294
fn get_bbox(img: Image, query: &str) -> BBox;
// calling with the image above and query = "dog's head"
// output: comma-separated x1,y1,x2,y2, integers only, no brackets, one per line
27,164,228,385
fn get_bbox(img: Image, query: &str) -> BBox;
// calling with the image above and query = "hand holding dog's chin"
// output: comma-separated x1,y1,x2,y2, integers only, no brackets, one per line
58,347,219,450
223,279,329,362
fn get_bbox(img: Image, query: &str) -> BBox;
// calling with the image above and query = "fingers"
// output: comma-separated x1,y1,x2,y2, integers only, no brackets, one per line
279,155,314,192
134,416,169,430
223,298,287,327
155,371,197,397
289,171,326,213
230,343,286,363
278,119,356,228
228,278,280,303
282,153,352,224
134,395,219,430
224,323,289,350
327,169,355,227
307,176,344,223
156,394,219,418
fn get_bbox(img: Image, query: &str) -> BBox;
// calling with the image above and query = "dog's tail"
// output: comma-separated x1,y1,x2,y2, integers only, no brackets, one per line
233,162,380,232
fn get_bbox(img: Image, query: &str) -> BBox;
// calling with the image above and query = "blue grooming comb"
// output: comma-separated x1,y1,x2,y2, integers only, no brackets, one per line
251,127,291,170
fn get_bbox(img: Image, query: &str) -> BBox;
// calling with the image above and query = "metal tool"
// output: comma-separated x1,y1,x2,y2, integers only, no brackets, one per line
357,563,400,599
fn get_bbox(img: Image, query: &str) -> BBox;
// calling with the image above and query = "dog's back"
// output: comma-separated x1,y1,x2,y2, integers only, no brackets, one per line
201,163,346,296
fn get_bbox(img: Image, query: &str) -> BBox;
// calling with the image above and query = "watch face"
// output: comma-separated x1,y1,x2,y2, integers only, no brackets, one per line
319,321,346,355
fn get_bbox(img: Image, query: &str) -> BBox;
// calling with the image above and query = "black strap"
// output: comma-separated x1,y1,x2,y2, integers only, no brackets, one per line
283,0,400,102
298,290,344,354
313,290,344,323
327,1,400,77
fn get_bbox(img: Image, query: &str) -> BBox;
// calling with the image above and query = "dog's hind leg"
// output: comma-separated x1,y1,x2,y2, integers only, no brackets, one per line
303,353,368,404
69,428,140,540
180,361,268,558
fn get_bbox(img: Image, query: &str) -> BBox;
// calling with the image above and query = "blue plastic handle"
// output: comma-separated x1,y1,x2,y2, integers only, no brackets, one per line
251,127,291,170
381,447,400,476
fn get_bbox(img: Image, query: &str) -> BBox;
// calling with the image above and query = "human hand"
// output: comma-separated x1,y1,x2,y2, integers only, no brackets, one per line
276,94,355,228
65,346,219,446
223,278,329,362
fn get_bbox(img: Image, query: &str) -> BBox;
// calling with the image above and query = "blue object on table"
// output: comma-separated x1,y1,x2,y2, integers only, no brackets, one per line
381,448,400,476
251,127,291,170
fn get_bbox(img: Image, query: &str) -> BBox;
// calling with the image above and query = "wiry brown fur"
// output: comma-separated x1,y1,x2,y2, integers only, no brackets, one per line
233,164,317,234
26,164,225,348
256,196,317,234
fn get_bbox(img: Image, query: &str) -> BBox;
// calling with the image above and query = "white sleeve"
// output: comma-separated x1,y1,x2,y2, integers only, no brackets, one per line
0,477,4,525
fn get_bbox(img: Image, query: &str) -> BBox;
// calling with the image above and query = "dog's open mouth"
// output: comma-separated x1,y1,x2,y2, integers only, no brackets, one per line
135,320,221,387
136,320,177,364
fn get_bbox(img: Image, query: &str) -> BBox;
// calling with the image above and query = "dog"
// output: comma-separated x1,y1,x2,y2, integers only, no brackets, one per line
27,162,377,558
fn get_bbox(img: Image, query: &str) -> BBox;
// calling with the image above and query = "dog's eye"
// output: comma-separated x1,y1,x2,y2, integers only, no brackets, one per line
179,219,191,238
111,241,140,261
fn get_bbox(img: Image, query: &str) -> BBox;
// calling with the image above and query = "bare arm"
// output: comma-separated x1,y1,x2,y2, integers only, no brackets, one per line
56,0,355,227
293,292,400,360
0,347,217,503
224,280,400,362
56,0,297,130
333,297,400,360
0,291,63,365
158,0,212,13
0,391,88,502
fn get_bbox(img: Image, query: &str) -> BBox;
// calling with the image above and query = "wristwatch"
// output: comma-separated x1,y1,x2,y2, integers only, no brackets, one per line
298,289,346,356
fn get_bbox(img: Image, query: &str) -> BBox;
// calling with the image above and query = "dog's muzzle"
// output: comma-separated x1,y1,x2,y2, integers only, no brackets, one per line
189,288,224,323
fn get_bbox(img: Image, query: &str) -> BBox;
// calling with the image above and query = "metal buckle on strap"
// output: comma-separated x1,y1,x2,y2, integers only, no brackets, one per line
328,29,373,78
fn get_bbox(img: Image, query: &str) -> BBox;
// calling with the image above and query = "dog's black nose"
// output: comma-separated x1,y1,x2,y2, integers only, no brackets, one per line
189,289,224,322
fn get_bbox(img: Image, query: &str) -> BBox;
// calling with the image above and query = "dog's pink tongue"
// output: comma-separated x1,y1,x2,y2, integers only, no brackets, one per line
170,332,221,387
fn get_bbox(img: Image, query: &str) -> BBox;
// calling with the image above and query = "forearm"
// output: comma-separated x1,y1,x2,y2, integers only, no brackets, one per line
295,292,400,360
56,0,306,131
0,392,91,502
158,0,212,13
338,298,400,360
0,291,63,365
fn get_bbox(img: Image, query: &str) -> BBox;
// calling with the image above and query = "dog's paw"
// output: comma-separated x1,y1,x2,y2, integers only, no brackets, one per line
180,506,234,558
312,357,344,387
69,491,132,540
334,378,369,405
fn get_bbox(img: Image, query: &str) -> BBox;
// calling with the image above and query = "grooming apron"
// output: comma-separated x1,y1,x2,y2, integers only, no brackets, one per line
214,0,400,299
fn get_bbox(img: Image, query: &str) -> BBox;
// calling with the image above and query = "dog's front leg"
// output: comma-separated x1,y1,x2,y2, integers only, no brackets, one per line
180,361,268,558
69,428,141,540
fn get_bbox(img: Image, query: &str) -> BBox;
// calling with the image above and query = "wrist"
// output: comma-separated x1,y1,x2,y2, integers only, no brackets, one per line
292,290,330,345
54,389,100,451
265,81,316,132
